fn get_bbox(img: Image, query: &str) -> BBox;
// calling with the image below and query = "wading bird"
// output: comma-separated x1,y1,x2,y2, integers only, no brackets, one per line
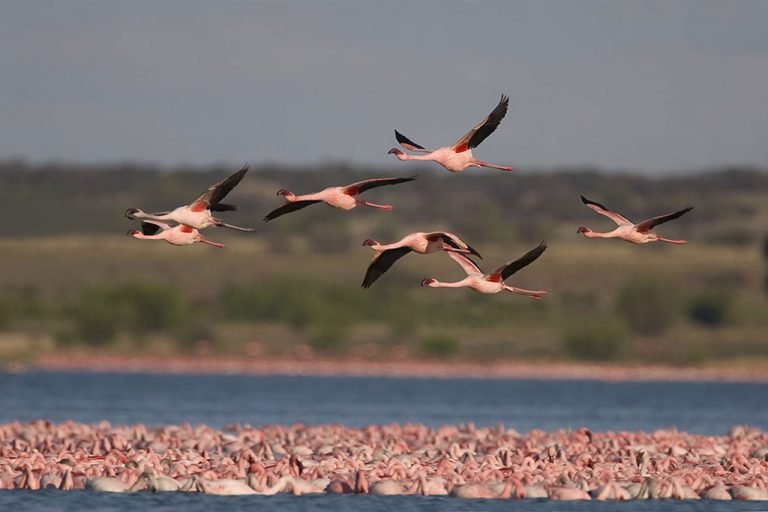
125,165,254,231
127,220,224,248
263,176,416,221
577,195,693,244
388,95,514,172
421,242,548,299
362,232,481,288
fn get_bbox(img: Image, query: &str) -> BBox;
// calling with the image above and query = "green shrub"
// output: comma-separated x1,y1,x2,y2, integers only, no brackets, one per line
307,324,349,354
616,279,679,335
420,334,460,358
562,319,627,361
68,283,189,344
686,289,732,327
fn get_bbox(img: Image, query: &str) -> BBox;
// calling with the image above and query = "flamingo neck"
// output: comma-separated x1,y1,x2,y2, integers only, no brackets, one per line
582,230,614,239
429,279,469,289
135,211,172,221
132,233,166,241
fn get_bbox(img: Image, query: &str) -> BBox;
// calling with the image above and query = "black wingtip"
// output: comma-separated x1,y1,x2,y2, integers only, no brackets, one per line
467,245,483,260
580,195,590,205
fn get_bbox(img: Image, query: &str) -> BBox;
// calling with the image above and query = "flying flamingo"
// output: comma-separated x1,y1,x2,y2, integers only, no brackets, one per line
577,195,693,244
388,95,514,172
125,165,254,231
127,220,224,248
361,231,481,288
263,176,416,221
421,242,548,299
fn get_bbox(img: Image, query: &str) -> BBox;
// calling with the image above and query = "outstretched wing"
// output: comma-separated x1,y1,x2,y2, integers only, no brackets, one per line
343,176,417,195
451,95,509,153
263,200,322,222
190,165,249,211
489,241,547,282
140,220,171,235
395,130,430,153
635,206,694,233
580,195,633,226
428,231,482,259
361,247,413,289
447,251,483,276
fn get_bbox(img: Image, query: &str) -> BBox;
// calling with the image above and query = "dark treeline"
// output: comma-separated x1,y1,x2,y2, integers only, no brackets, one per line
1,160,767,248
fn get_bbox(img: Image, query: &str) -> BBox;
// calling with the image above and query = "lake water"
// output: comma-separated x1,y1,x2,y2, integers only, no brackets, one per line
1,371,767,511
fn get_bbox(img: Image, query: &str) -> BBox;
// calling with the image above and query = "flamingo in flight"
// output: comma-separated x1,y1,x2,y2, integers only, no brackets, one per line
263,176,416,221
388,95,514,172
577,195,693,244
125,165,255,231
361,231,481,289
421,242,548,299
127,220,224,248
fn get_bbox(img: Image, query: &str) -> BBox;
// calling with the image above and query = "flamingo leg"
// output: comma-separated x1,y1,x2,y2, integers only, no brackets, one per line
215,221,256,232
474,160,515,171
199,238,225,248
507,286,547,299
657,237,687,244
359,200,393,211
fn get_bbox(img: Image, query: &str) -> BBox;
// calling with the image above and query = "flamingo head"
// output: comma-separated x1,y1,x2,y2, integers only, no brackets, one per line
388,148,406,159
362,238,378,247
576,226,590,235
126,229,140,237
125,208,141,219
420,278,436,287
276,189,296,201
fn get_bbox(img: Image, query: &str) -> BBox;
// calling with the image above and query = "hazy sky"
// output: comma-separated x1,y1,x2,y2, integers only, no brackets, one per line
1,1,767,172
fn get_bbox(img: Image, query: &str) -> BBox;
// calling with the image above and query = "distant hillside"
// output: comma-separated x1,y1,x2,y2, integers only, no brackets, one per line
1,160,767,249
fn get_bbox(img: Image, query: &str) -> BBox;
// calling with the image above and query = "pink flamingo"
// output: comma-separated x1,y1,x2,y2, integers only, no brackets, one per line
127,220,224,248
263,176,415,221
361,231,481,288
388,95,514,172
421,242,548,299
577,195,693,244
125,165,254,231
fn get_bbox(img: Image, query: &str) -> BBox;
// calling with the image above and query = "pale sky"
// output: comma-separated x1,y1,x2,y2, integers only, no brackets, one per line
1,1,767,172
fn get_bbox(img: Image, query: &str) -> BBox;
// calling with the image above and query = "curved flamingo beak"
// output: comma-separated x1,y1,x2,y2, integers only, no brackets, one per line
276,189,290,196
125,208,139,219
577,226,588,234
126,229,140,236
388,148,403,156
420,278,434,287
362,239,375,247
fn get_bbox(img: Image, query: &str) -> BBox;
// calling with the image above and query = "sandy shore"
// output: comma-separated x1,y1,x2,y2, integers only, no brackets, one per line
16,354,768,382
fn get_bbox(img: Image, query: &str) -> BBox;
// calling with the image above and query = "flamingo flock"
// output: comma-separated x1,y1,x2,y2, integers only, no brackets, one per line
125,94,693,295
2,421,767,500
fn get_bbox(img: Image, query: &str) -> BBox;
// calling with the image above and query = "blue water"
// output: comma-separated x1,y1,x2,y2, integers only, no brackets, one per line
0,372,766,434
1,371,767,511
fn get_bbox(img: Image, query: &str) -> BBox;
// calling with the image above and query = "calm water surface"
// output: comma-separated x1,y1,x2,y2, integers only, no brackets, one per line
1,371,767,511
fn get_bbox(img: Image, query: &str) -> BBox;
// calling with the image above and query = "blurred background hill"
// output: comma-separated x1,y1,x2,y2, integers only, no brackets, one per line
1,161,767,368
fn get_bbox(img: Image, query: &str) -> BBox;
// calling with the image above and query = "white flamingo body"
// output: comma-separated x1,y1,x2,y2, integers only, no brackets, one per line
395,147,476,173
389,95,514,173
304,188,358,210
577,195,693,245
126,165,254,231
150,205,216,230
127,220,224,248
422,242,548,299
264,176,415,221
361,231,481,288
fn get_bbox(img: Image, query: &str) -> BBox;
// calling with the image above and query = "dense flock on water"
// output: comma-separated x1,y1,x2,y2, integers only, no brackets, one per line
2,421,767,500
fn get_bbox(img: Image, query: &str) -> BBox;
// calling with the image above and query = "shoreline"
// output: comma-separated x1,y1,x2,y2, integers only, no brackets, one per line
12,354,768,383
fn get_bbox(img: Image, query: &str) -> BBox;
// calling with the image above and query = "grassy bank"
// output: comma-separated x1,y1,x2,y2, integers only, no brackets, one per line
1,235,766,367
